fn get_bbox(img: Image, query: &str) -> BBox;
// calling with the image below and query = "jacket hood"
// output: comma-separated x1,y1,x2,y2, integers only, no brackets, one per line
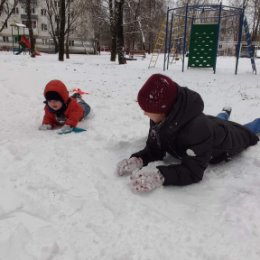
164,85,204,131
44,80,69,103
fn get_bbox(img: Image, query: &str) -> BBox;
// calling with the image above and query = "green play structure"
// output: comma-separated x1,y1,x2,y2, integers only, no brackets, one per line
188,24,219,72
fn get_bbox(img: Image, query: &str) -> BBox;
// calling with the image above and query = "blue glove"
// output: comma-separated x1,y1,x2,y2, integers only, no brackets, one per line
58,125,73,134
39,124,52,130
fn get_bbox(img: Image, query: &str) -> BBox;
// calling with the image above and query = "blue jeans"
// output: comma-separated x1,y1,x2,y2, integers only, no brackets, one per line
217,111,260,134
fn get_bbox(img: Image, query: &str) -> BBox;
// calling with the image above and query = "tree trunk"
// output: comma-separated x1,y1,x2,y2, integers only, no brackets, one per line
58,0,66,61
111,35,117,61
45,0,59,53
66,0,71,59
115,0,126,64
109,0,117,61
26,0,35,57
0,0,19,32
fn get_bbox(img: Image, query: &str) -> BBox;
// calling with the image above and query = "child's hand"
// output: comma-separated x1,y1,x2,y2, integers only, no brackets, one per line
58,125,73,134
116,157,143,176
39,124,52,130
130,169,165,192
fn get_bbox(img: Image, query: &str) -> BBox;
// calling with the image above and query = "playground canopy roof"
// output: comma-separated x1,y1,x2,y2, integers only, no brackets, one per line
10,23,27,28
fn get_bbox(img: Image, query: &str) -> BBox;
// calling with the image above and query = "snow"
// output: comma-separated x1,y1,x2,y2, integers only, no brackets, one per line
0,52,260,260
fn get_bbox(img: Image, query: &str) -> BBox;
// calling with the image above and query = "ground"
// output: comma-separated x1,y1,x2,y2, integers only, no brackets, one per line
0,52,260,260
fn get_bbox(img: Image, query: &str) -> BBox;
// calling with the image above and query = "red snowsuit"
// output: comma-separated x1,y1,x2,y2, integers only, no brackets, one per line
42,80,84,128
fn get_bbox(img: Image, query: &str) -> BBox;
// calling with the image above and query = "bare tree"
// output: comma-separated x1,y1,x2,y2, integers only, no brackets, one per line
65,0,71,58
249,0,260,41
64,0,92,57
124,0,146,51
58,0,66,61
109,0,117,61
115,0,126,64
229,0,260,41
45,0,59,52
0,0,19,32
25,0,36,57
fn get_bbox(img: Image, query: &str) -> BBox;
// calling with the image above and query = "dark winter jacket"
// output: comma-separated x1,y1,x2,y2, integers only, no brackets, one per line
131,86,259,186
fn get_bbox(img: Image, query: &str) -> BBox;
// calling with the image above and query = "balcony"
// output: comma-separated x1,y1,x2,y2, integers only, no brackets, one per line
21,14,38,20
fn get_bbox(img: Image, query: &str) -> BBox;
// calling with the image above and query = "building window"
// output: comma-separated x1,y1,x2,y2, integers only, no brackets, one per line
41,24,47,31
42,39,48,45
14,8,19,14
41,9,47,16
25,8,35,14
69,40,74,46
3,36,9,42
22,20,37,28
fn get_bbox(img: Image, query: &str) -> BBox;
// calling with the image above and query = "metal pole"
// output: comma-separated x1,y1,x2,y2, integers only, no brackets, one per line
214,2,222,74
182,4,189,72
12,26,14,54
235,7,244,75
167,13,174,70
18,27,21,52
163,7,170,71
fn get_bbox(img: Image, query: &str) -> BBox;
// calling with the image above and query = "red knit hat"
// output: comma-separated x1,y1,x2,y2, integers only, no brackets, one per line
137,74,178,114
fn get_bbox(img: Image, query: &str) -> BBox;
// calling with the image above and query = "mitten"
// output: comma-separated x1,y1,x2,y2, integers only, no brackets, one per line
116,157,143,176
57,125,73,134
39,124,52,130
130,169,165,192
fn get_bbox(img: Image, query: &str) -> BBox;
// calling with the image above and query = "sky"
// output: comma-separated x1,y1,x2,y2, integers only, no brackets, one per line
0,52,259,260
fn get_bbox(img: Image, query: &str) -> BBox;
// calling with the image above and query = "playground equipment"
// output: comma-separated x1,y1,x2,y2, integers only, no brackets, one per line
159,3,256,74
10,23,31,55
148,17,167,68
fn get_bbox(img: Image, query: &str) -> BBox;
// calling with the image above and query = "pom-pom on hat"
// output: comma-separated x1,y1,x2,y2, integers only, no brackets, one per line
137,74,178,114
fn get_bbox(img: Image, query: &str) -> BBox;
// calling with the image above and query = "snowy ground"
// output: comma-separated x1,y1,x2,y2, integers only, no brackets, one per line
0,52,260,260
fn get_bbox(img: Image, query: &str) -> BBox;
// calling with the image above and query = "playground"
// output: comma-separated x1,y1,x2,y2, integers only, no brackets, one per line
0,50,260,259
10,23,40,56
149,3,257,75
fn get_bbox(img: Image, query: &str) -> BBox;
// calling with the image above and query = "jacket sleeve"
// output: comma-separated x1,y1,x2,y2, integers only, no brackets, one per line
42,106,56,126
65,101,84,127
131,123,166,165
158,121,213,186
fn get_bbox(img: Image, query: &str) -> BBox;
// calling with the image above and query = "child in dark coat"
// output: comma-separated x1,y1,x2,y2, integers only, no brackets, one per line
116,74,259,192
39,80,91,134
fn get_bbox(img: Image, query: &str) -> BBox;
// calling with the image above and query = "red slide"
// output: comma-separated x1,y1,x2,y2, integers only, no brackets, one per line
18,35,40,55
20,35,31,49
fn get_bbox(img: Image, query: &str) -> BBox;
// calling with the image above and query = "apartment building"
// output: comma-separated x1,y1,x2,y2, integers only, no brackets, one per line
0,0,94,54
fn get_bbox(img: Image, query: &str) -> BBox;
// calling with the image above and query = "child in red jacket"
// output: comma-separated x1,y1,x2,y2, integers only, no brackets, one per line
39,80,90,134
